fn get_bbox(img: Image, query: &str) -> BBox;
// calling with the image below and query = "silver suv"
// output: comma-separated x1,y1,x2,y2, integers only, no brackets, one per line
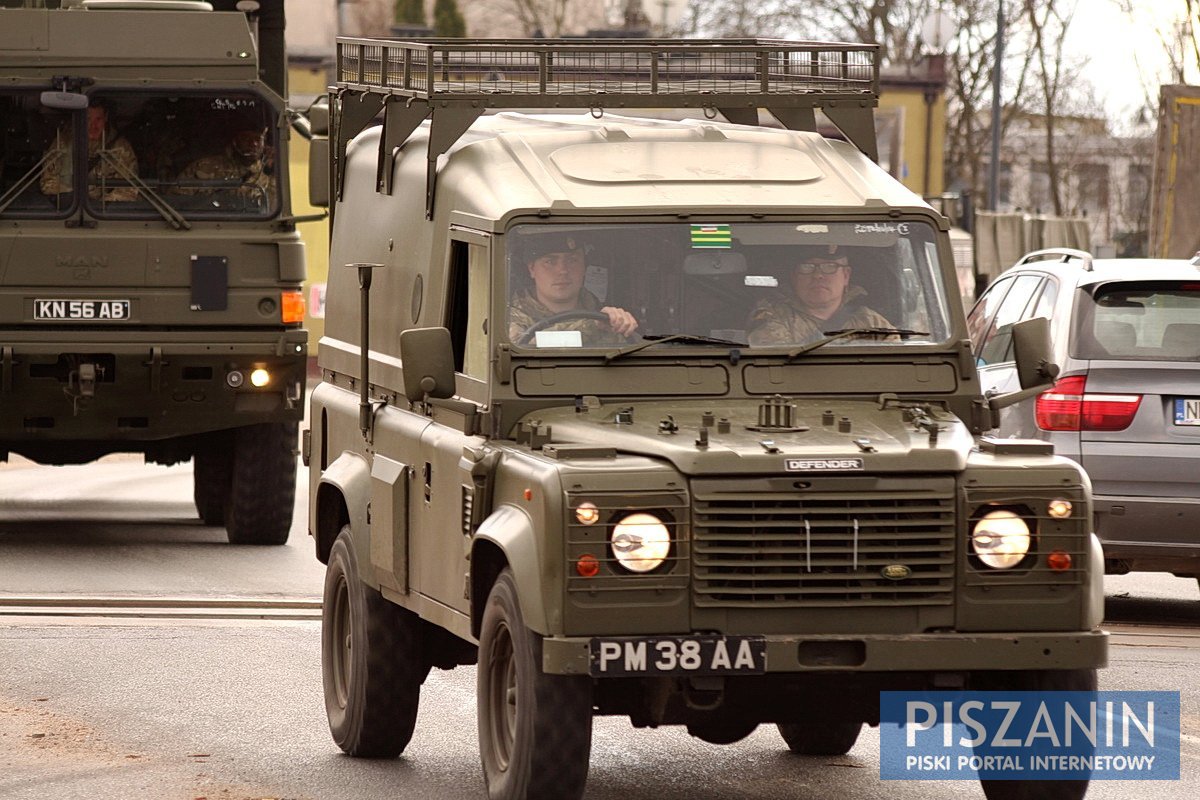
968,249,1200,584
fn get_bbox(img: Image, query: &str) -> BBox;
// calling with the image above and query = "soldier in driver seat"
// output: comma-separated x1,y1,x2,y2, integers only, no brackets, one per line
508,231,639,345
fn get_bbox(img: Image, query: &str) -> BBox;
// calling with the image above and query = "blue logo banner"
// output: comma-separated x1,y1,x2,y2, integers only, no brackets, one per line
879,691,1180,780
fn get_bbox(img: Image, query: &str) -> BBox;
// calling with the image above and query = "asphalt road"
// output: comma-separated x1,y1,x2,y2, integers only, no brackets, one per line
1,458,1198,800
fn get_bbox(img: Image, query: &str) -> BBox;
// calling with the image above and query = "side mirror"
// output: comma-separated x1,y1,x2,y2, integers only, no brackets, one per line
400,327,456,400
1012,316,1059,390
307,96,329,137
308,135,329,207
988,317,1060,414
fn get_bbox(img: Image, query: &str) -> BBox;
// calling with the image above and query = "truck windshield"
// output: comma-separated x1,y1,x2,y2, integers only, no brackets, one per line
506,221,952,350
0,90,279,221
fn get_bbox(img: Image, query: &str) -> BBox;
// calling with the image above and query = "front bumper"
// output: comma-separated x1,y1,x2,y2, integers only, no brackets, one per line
1,329,306,443
542,629,1109,676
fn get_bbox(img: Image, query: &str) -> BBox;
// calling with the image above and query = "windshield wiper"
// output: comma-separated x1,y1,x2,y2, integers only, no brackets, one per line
785,327,929,362
604,333,747,364
98,150,191,231
0,150,55,216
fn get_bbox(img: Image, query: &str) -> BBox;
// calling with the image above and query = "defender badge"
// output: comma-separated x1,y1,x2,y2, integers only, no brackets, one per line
784,457,864,471
881,564,912,580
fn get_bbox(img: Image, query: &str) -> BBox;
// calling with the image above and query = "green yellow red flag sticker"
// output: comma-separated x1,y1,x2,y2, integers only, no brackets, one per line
690,224,732,248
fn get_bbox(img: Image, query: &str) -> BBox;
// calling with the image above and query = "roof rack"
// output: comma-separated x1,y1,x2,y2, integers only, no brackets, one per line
331,38,882,217
1016,248,1094,272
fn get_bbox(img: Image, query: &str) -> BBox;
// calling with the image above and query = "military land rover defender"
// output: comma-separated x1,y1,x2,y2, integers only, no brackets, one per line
0,0,307,544
307,39,1107,800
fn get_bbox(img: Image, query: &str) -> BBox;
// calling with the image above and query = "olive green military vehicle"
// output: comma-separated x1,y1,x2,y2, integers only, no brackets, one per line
0,0,307,544
306,38,1107,800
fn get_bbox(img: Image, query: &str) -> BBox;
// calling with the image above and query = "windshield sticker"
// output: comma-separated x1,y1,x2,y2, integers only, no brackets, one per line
795,224,829,234
855,222,911,235
534,330,583,348
690,224,732,249
744,275,779,287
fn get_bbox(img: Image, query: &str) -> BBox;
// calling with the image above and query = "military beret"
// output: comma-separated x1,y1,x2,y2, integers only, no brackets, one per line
516,230,586,262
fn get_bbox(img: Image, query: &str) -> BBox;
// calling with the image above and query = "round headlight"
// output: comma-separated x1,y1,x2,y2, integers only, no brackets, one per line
971,510,1031,569
250,368,271,388
610,512,671,573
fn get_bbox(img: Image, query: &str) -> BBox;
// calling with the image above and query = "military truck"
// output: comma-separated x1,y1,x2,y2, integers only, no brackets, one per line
0,0,307,544
306,39,1107,800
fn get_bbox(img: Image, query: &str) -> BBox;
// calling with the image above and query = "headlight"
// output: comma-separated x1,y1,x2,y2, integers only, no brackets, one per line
971,510,1031,569
610,512,671,573
250,368,271,387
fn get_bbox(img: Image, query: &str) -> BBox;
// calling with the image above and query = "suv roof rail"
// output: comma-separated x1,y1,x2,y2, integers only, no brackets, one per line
1015,248,1094,272
331,37,881,217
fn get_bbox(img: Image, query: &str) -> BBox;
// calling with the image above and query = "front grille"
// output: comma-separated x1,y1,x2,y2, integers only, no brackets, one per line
692,477,956,608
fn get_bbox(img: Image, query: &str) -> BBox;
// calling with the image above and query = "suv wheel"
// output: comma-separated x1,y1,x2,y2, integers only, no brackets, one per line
478,569,592,800
192,435,233,526
322,527,426,757
777,720,862,755
973,668,1096,800
224,422,297,545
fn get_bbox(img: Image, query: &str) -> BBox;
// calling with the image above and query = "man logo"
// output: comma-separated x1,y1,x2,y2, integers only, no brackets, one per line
784,458,864,471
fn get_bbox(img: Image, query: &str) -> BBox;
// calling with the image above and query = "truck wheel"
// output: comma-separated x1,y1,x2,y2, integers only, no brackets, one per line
974,669,1096,800
322,527,425,757
776,720,862,755
478,569,592,800
224,422,297,545
192,440,232,526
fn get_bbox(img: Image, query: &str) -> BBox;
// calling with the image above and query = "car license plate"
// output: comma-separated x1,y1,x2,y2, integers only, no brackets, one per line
1174,398,1200,426
589,635,766,677
34,299,130,321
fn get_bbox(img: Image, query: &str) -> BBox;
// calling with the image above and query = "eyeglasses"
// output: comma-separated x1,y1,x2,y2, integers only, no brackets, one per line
795,260,847,275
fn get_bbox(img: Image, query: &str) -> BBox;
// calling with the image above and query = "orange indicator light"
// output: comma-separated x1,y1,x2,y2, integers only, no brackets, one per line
576,555,600,578
1047,551,1072,572
523,488,533,501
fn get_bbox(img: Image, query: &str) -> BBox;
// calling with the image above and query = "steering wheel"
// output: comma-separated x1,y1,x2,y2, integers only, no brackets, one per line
515,310,611,346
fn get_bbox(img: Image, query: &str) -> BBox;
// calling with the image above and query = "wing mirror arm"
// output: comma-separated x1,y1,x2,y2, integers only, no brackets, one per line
987,362,1059,412
983,316,1060,415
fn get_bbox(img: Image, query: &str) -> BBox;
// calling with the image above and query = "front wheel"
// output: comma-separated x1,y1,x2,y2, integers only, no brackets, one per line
321,527,425,757
478,569,593,800
777,720,862,755
225,422,297,545
974,669,1096,800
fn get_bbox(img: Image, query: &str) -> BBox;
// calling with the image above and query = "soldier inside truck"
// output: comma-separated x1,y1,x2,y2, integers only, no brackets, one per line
504,221,947,350
0,91,279,219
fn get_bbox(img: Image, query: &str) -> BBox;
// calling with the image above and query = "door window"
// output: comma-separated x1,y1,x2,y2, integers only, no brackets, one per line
976,274,1044,366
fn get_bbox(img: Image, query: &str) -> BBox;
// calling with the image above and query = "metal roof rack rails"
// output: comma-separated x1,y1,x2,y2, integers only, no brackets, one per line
1016,248,1095,272
331,37,882,217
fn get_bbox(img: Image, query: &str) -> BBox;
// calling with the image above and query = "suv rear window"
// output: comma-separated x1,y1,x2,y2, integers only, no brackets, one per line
1073,281,1200,360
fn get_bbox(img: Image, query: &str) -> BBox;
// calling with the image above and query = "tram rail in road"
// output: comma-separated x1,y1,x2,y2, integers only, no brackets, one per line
0,595,321,621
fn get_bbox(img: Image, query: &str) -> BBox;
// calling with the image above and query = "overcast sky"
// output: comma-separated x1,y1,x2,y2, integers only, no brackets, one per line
1064,0,1186,119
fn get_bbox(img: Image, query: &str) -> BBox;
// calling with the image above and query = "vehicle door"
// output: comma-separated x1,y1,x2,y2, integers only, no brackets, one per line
971,272,1049,435
411,232,491,614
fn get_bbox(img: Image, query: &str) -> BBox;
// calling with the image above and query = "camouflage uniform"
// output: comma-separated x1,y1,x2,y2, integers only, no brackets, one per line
175,149,274,207
746,284,893,346
40,130,139,202
508,288,629,346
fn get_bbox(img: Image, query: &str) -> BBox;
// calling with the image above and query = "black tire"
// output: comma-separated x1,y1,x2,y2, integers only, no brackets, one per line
321,527,425,758
974,669,1096,800
478,569,593,800
193,437,233,526
224,422,297,545
776,720,862,755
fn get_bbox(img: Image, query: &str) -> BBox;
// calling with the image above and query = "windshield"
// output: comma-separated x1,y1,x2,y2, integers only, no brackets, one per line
0,90,279,221
505,221,952,350
1073,281,1200,360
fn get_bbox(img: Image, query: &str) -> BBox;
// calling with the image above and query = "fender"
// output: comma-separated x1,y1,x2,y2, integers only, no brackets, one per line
474,503,555,635
317,450,374,586
1085,533,1105,630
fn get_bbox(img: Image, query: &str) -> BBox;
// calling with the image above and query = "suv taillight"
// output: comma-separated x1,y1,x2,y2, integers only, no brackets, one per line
1035,374,1142,431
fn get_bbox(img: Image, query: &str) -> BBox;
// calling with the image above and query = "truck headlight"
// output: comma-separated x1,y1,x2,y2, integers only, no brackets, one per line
970,509,1031,569
610,512,671,573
